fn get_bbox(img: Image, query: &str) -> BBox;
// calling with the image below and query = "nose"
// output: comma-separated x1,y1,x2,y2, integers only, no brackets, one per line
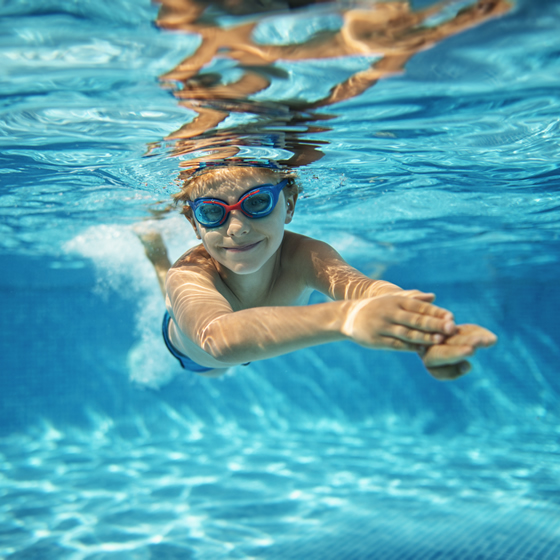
226,210,250,237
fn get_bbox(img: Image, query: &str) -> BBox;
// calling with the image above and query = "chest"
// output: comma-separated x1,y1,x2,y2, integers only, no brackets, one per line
221,269,312,311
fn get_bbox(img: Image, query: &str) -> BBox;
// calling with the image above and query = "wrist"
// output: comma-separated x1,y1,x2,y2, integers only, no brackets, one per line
316,300,354,341
373,282,402,297
339,299,369,339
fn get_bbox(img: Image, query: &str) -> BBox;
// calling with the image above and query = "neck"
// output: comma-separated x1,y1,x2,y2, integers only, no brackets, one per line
215,243,283,309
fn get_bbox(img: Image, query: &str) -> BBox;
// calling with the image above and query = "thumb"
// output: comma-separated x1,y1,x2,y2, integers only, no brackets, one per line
422,344,475,368
426,361,471,381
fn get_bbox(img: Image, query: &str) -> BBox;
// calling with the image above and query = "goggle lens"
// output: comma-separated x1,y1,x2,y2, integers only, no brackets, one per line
241,191,273,216
196,204,225,225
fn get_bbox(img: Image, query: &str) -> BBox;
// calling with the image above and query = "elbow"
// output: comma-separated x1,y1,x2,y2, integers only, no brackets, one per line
198,322,243,364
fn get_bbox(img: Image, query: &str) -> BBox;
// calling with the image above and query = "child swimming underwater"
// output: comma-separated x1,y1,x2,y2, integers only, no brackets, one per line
141,163,496,380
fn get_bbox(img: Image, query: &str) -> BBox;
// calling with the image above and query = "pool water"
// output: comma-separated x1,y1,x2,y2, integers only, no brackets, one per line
1,0,560,558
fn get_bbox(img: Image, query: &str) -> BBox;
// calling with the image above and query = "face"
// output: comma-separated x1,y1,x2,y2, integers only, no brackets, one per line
187,168,297,275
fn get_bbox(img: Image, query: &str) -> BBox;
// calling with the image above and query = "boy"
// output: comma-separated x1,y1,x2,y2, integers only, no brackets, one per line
142,163,496,380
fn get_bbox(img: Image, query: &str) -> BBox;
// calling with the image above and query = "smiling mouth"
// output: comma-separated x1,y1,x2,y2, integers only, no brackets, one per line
224,240,262,253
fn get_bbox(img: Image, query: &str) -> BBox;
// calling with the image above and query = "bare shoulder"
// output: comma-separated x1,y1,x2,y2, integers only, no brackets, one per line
282,231,369,298
171,243,214,272
282,231,343,269
280,231,346,291
282,231,338,257
165,244,234,324
166,244,222,294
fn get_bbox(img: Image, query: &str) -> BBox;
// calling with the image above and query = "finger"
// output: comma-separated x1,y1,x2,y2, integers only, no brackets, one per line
451,324,498,347
422,344,475,368
400,290,436,302
389,324,447,345
446,333,497,348
392,310,456,337
426,360,471,381
399,297,455,323
378,337,425,353
411,293,436,302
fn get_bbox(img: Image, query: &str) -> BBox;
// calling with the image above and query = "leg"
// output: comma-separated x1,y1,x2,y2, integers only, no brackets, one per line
137,230,172,297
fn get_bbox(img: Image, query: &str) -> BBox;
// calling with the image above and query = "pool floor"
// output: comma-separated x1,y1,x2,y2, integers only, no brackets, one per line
1,423,559,559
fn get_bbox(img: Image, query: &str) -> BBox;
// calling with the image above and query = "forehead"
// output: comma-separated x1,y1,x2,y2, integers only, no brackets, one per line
190,167,278,200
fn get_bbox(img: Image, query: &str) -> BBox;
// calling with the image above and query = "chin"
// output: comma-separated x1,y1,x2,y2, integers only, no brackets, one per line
226,260,265,275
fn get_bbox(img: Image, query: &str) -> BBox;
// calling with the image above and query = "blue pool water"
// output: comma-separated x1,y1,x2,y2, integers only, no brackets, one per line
1,0,560,558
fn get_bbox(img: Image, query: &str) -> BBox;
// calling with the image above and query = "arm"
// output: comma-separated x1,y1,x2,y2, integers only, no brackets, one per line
166,251,455,367
298,235,430,301
295,235,497,380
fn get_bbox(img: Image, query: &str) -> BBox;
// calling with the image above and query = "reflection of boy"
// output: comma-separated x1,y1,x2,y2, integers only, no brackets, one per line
157,0,511,138
140,164,496,381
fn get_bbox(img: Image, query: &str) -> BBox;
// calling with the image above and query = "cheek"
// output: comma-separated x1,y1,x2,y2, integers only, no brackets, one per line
262,200,287,230
200,230,222,251
272,208,288,235
256,213,286,248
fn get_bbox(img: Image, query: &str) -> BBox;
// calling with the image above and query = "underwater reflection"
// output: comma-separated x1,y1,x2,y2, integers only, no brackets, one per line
152,0,511,166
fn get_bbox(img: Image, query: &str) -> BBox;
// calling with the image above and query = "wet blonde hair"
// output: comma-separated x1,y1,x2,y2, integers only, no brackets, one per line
173,164,300,219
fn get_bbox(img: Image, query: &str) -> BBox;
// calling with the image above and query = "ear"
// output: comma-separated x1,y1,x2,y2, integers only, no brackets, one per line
284,190,298,225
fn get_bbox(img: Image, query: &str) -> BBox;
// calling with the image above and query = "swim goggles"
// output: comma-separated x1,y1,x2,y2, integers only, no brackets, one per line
188,179,289,228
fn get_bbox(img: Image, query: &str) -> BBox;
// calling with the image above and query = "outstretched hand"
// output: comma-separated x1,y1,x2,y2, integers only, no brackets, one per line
418,324,497,381
342,294,456,352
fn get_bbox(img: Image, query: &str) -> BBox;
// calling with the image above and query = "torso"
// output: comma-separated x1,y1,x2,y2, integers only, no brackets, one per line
166,231,314,367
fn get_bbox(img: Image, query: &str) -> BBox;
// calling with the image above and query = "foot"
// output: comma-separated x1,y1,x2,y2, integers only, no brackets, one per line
135,229,171,269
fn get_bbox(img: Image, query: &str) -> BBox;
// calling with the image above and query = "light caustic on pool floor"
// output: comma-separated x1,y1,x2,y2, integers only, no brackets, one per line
1,424,559,559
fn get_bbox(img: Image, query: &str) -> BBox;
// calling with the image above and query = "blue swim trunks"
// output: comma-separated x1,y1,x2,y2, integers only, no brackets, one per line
162,311,215,373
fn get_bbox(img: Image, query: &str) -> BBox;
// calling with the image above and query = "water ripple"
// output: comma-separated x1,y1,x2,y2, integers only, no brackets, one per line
1,0,560,269
1,424,559,559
